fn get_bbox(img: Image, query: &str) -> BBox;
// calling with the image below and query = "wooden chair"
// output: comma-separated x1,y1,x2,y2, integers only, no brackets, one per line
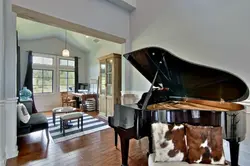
61,92,76,107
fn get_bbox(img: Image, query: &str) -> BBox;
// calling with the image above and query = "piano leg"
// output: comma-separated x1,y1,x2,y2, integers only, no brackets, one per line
148,135,153,154
229,140,239,166
120,136,130,166
115,131,118,148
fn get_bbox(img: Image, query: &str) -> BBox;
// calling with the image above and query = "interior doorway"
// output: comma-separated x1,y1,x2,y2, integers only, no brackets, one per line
14,5,124,115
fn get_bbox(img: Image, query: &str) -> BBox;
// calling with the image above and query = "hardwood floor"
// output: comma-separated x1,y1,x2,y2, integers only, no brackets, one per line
7,111,149,166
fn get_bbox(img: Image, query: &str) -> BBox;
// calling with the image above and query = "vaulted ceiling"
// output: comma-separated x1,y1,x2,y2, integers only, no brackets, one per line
16,17,119,53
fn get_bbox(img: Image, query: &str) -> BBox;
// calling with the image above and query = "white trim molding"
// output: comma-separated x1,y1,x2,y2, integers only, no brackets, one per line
0,101,5,105
0,159,5,166
0,101,5,166
106,0,136,12
5,97,18,103
5,100,18,159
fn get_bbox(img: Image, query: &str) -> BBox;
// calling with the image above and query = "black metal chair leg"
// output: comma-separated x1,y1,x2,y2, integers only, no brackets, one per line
53,112,56,126
63,120,65,136
60,118,62,133
81,117,83,131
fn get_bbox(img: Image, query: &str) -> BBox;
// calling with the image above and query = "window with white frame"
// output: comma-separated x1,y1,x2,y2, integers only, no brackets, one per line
33,56,53,65
59,71,75,92
33,69,53,93
32,53,75,94
59,59,75,67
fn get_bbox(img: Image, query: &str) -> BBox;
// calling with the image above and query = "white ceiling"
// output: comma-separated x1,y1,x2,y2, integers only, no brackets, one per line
16,17,118,53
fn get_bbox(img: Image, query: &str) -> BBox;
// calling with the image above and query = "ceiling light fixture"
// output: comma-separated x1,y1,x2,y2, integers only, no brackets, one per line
62,30,70,57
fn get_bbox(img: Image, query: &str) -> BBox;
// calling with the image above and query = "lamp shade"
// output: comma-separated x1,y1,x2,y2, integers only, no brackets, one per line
62,49,70,57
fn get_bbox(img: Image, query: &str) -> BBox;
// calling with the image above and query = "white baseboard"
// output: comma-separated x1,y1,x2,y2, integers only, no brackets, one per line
0,157,6,166
38,104,61,112
98,114,108,121
5,145,18,159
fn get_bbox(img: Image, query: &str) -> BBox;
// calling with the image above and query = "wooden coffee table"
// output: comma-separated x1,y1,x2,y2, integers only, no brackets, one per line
52,107,80,126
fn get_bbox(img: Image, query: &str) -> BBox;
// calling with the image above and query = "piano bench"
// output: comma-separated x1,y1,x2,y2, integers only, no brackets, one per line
148,153,226,166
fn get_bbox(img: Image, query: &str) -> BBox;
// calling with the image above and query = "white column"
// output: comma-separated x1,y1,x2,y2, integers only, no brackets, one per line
0,0,6,165
121,38,132,92
0,102,5,166
4,0,18,159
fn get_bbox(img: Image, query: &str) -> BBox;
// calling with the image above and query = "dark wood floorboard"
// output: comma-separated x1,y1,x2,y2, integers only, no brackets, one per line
7,111,148,166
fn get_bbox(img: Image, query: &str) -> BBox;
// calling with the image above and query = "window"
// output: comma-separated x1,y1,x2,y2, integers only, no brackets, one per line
60,71,75,92
60,59,75,67
33,69,53,93
33,56,53,65
31,54,75,95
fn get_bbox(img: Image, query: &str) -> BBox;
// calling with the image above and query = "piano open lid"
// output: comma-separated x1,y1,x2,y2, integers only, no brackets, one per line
124,47,249,102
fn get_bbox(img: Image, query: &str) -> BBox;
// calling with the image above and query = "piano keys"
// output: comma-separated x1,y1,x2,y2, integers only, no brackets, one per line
108,47,248,166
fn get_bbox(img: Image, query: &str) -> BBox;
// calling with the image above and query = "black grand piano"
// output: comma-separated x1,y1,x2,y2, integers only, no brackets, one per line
108,47,249,166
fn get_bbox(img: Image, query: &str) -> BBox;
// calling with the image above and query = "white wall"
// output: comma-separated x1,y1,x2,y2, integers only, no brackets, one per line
129,0,250,164
88,41,122,81
12,0,130,40
19,37,122,111
19,37,88,112
12,0,131,93
130,0,250,95
19,37,88,82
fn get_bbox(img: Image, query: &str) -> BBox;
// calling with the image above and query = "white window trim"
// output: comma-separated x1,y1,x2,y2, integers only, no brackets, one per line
33,53,56,67
59,57,75,68
58,70,75,92
32,53,75,96
57,56,75,92
32,69,54,95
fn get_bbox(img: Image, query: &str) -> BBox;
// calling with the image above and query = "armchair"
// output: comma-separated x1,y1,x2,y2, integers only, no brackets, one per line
17,100,49,140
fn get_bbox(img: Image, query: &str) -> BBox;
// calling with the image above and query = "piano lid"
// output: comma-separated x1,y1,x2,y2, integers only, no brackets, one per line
124,47,249,102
